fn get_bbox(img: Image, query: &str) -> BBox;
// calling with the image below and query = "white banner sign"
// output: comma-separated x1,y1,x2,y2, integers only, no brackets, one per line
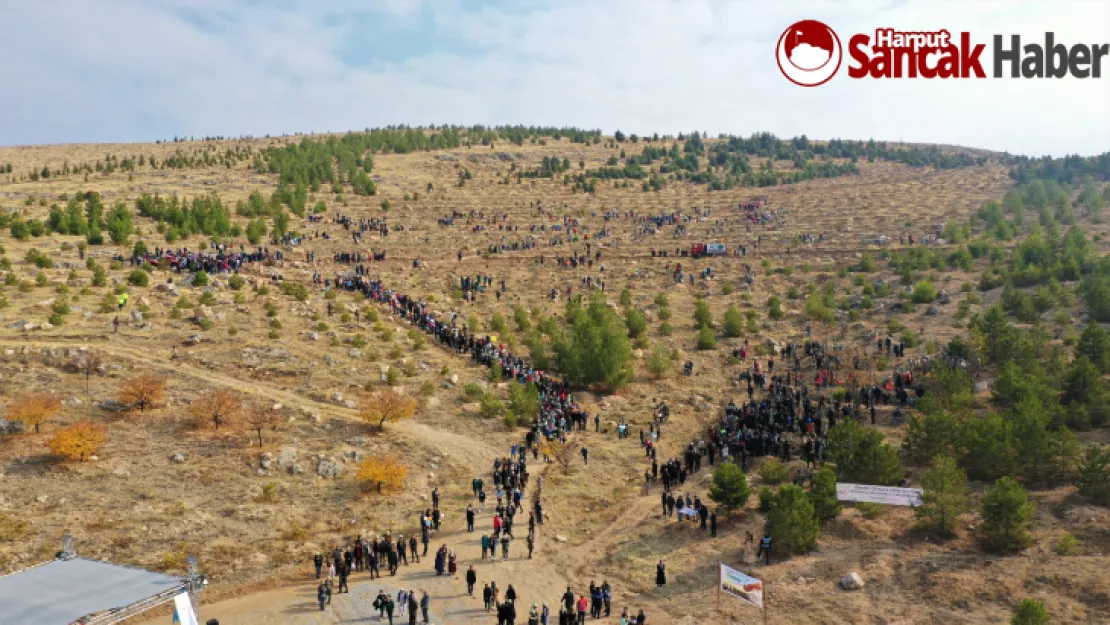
173,593,199,625
836,483,922,507
719,563,763,609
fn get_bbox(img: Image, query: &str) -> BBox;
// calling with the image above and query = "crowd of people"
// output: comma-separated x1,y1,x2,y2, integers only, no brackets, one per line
129,245,282,274
309,268,656,622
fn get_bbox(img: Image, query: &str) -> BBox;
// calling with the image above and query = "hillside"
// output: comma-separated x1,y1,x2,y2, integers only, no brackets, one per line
1,128,1109,624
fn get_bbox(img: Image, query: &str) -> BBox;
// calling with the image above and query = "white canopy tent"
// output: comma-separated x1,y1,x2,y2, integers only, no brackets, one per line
0,536,204,625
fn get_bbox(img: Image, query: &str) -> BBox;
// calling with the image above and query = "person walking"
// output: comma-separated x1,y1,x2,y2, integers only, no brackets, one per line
483,583,493,611
467,504,475,532
316,581,329,611
312,552,323,579
466,565,477,595
581,447,589,466
710,511,717,537
383,593,395,625
655,560,666,587
337,562,349,594
420,591,431,624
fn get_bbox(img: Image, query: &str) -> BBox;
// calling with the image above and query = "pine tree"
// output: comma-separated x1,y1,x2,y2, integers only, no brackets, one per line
723,306,743,338
916,455,969,537
981,477,1034,553
808,467,841,523
827,419,904,485
768,485,820,555
708,462,751,514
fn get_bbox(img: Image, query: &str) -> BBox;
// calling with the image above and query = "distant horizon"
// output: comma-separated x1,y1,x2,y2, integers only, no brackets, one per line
0,127,1092,160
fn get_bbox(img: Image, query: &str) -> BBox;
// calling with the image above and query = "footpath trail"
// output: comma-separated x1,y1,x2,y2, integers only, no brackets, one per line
133,499,572,625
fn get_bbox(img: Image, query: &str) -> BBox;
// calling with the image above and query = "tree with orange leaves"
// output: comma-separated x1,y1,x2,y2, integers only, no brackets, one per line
47,422,107,461
189,390,242,431
355,455,408,493
244,403,280,446
358,389,417,430
118,375,166,413
6,394,62,434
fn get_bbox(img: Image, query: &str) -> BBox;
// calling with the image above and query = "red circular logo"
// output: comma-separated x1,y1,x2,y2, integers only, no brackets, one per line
776,20,842,87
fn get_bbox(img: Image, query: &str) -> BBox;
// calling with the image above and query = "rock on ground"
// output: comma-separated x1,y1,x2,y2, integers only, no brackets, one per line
840,572,865,590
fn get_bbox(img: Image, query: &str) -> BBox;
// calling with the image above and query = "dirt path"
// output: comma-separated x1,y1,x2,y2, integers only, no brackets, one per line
133,500,573,625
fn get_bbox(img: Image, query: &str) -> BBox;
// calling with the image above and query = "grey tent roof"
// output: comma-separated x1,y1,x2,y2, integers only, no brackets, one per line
0,557,185,625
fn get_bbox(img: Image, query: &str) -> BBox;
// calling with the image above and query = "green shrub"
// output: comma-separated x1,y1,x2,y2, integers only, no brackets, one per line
646,345,673,379
25,248,54,268
479,393,505,419
228,275,245,290
1054,532,1079,556
1010,599,1049,625
513,307,530,332
758,486,774,513
911,280,938,303
507,382,540,424
767,296,784,320
464,382,485,399
696,325,716,350
625,309,646,339
723,306,743,338
693,298,713,328
857,502,885,519
759,458,790,485
192,271,209,288
198,291,216,306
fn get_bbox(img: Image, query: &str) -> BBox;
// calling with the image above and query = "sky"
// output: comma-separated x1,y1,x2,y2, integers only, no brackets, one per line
0,0,1107,157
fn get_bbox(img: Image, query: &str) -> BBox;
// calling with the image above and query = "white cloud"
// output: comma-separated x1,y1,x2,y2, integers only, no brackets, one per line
0,0,1105,156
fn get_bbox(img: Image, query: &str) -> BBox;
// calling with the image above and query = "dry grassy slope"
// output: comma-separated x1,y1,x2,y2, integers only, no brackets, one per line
0,135,1106,624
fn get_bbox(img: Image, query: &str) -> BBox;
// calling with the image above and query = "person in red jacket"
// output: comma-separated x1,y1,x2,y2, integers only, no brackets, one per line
576,595,588,625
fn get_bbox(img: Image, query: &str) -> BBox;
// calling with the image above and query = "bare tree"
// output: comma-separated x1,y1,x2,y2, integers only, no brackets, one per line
71,352,103,418
244,403,280,447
